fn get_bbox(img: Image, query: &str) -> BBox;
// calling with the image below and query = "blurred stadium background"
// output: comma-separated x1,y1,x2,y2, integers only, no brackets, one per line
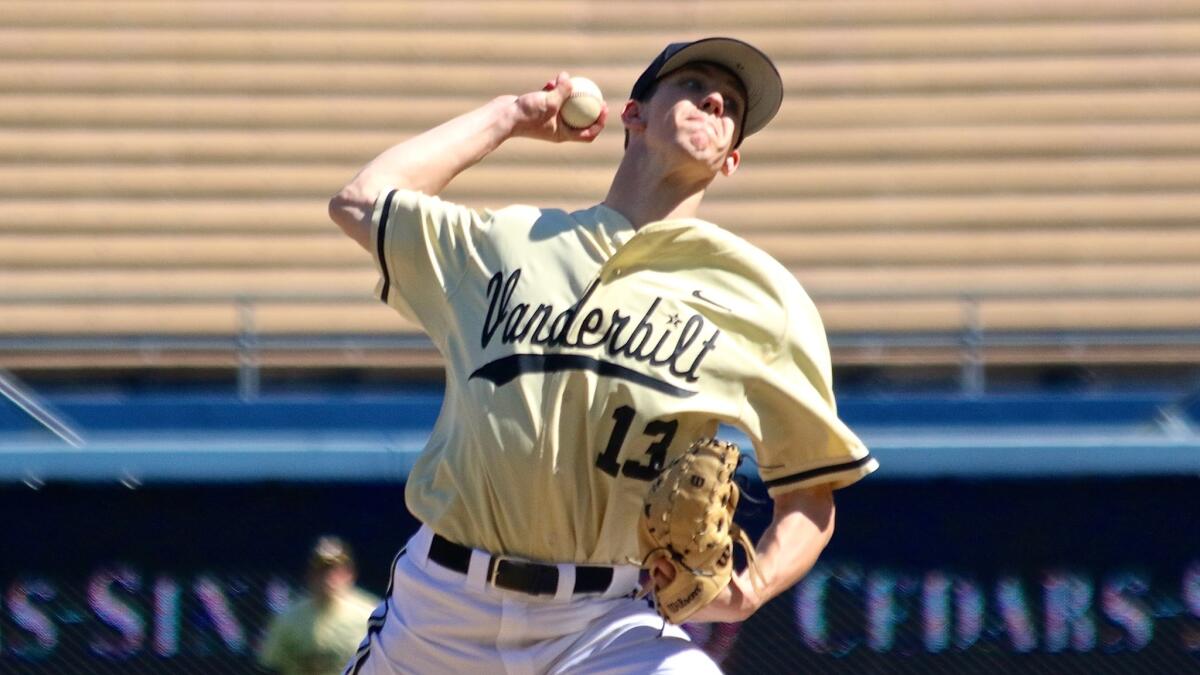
2,1,1199,673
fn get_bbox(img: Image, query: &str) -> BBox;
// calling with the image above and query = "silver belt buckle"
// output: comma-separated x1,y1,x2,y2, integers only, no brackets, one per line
488,554,514,589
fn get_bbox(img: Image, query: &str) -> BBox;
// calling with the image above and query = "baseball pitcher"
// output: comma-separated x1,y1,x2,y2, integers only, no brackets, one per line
328,37,877,674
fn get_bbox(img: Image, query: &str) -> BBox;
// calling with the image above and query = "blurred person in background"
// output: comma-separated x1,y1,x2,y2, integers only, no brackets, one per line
259,536,380,675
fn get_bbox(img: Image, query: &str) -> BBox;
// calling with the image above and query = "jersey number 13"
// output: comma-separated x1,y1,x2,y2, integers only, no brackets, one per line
595,405,678,481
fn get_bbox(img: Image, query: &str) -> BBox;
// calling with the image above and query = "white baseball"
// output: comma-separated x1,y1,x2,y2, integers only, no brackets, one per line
560,76,604,129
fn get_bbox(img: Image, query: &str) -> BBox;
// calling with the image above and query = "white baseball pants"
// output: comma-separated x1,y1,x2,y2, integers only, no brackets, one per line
343,525,721,674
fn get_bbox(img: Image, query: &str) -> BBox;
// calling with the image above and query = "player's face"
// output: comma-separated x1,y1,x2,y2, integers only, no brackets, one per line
309,563,355,599
642,64,747,175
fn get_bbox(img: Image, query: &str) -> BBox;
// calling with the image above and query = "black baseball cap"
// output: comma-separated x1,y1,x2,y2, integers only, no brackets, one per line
629,37,783,147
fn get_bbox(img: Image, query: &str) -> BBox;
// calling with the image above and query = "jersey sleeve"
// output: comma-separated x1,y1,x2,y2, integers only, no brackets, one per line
370,188,489,338
739,285,877,496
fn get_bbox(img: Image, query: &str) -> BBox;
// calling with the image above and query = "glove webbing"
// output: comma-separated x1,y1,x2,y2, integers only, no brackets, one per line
638,441,765,598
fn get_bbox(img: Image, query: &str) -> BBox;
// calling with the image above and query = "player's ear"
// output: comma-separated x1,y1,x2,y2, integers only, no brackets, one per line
720,148,741,177
621,100,647,133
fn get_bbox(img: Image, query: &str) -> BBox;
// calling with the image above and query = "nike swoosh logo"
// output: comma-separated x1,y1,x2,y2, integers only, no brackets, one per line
691,290,731,312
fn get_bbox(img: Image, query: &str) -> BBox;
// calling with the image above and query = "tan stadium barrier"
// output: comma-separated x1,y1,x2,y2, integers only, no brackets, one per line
1,0,1197,372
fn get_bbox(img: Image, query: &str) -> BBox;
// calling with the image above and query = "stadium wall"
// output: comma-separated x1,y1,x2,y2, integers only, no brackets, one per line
1,479,1198,674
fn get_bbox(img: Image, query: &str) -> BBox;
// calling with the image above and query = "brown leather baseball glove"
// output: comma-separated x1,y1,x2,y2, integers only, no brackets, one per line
636,437,762,624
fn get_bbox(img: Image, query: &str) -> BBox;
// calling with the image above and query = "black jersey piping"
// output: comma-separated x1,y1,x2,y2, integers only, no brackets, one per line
762,455,874,489
376,189,398,303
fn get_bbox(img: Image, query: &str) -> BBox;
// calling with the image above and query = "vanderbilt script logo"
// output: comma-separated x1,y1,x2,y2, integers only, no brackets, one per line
470,269,720,397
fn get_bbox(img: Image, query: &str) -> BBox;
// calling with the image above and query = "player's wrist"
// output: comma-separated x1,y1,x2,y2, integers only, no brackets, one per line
689,585,757,623
506,90,561,142
489,95,527,141
729,572,764,620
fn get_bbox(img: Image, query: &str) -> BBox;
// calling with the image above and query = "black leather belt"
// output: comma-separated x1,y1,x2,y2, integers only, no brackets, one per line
428,533,614,596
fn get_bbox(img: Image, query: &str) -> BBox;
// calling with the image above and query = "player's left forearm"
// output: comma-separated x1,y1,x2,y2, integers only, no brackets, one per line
689,484,835,623
745,485,836,607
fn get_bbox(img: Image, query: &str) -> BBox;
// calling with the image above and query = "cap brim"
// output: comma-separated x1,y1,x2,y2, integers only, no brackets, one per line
656,37,783,141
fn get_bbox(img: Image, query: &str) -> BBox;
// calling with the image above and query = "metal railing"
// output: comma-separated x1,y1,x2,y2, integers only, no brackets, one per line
1,290,1198,398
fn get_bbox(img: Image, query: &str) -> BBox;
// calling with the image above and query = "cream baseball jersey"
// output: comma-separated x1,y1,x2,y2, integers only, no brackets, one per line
370,188,877,565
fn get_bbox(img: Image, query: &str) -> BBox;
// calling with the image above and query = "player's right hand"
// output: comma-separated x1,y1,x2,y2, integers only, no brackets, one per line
511,72,607,143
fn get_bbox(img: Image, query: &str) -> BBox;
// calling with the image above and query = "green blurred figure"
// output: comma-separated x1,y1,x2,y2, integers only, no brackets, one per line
259,536,381,675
